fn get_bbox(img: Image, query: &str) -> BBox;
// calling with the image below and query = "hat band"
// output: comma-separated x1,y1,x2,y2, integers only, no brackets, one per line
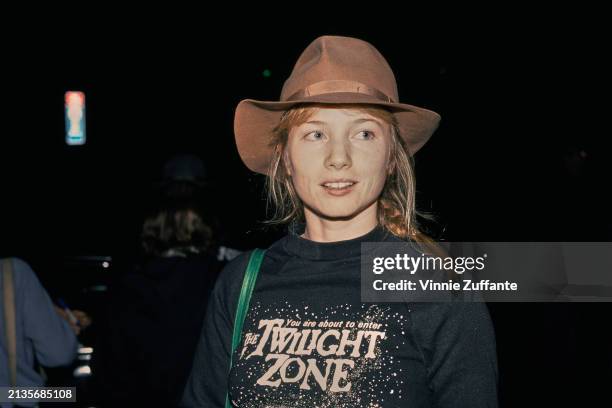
285,80,395,103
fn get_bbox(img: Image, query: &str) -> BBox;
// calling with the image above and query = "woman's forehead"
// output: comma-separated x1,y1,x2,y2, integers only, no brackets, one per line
301,107,384,125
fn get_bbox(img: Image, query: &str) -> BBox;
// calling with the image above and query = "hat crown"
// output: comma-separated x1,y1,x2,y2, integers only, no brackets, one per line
162,154,207,184
280,36,399,103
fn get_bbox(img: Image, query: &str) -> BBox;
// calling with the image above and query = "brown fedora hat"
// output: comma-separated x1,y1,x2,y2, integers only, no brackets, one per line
234,35,441,175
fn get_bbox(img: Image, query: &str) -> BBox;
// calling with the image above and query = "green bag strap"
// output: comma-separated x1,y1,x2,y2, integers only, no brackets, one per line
225,248,266,408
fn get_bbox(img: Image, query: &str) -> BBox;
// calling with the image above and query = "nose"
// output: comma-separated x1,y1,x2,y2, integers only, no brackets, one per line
324,138,352,170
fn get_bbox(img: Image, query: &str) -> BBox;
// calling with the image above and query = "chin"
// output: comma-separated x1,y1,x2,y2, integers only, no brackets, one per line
310,203,363,221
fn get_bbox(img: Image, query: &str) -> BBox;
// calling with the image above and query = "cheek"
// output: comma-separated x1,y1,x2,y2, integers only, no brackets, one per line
359,146,390,188
286,145,320,195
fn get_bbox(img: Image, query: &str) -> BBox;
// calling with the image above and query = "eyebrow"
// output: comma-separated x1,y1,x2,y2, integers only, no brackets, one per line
351,118,383,126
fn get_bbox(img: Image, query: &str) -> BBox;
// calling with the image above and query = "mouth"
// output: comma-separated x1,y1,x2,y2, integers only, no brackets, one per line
320,180,358,195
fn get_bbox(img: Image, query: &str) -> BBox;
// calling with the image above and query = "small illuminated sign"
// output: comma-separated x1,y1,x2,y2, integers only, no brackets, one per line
65,91,86,145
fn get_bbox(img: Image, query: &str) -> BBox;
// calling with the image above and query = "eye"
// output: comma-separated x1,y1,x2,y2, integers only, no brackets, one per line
304,130,325,141
355,130,375,140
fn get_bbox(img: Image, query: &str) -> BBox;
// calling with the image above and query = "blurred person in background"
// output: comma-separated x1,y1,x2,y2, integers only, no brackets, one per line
1,257,80,408
92,154,239,407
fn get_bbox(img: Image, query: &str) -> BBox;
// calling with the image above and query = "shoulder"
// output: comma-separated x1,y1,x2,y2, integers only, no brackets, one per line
213,236,291,297
212,250,257,301
264,233,292,259
2,257,33,274
408,300,496,345
2,257,39,290
216,250,252,283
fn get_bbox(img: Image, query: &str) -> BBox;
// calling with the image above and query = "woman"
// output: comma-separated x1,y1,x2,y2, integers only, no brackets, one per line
182,36,498,407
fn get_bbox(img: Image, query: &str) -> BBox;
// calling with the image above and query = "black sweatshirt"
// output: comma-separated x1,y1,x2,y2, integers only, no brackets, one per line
181,225,498,407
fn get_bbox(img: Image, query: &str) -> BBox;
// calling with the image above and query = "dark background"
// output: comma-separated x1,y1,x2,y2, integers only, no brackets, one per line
1,16,610,406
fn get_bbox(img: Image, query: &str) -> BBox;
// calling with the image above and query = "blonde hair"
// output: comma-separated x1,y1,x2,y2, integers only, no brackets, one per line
263,103,443,252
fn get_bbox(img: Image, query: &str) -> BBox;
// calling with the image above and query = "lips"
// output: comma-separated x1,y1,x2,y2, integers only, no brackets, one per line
320,179,358,189
320,179,357,196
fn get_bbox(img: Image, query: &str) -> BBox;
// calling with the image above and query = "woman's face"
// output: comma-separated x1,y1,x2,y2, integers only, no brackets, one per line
286,108,392,221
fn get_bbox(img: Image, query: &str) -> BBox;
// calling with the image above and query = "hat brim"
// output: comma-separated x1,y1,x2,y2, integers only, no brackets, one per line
152,179,210,189
234,92,441,175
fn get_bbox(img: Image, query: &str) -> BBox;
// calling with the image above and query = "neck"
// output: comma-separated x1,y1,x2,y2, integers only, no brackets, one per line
301,201,379,242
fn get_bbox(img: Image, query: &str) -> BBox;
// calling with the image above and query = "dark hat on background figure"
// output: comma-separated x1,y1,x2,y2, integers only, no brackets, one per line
160,154,208,187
